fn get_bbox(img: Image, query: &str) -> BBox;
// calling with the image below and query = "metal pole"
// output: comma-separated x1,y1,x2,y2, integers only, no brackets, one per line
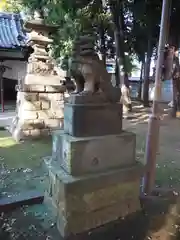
0,69,4,113
143,0,172,195
0,76,4,112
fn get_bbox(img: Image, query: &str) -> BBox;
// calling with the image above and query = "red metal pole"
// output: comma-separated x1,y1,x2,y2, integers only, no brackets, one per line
143,0,172,195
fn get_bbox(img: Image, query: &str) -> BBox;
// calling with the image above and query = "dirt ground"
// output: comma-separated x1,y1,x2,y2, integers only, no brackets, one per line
1,101,180,240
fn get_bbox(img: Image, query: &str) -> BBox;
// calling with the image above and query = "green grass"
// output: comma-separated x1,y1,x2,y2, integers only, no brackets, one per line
0,130,52,169
1,119,180,193
135,132,180,189
0,129,52,195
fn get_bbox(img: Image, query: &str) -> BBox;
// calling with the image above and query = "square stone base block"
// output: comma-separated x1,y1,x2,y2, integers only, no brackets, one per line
64,103,122,137
52,130,136,176
45,159,144,238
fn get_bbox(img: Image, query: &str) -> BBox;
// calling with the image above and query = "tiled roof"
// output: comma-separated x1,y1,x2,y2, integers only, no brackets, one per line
0,12,28,49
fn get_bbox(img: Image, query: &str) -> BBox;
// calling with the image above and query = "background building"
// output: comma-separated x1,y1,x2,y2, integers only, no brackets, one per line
0,12,30,103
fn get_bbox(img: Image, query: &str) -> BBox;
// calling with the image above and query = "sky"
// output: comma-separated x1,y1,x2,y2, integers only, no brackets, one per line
0,0,7,10
132,58,155,78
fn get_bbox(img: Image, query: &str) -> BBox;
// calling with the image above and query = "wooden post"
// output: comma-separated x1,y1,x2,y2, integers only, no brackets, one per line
143,0,172,195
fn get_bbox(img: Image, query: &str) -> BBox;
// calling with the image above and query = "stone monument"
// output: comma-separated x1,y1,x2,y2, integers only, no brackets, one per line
45,33,144,238
10,12,66,141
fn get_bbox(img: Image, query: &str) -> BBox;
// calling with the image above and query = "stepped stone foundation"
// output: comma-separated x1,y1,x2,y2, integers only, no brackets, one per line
45,100,143,238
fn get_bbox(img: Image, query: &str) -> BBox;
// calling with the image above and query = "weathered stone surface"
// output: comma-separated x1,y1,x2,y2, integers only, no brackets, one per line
51,100,64,112
40,128,51,136
18,110,38,120
24,84,45,92
67,92,108,104
55,131,136,175
37,109,64,119
22,130,30,137
64,103,122,137
48,93,65,101
21,101,41,111
52,130,64,161
21,119,45,130
11,90,64,140
45,159,143,237
56,198,140,237
44,118,63,129
24,74,62,85
38,93,49,101
41,100,50,110
39,92,64,102
45,85,66,93
46,159,143,197
17,92,38,102
29,128,41,137
37,111,50,120
21,128,51,139
70,33,121,103
11,14,66,141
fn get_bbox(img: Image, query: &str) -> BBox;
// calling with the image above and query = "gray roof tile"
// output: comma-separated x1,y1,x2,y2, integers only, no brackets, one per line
0,12,27,49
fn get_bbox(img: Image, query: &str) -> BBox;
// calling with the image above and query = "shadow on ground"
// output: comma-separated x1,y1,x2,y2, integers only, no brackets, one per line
1,195,180,240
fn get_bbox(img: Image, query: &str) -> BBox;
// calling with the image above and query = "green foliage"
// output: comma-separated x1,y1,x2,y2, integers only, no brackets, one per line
2,0,22,13
5,0,180,76
124,55,140,75
129,0,162,61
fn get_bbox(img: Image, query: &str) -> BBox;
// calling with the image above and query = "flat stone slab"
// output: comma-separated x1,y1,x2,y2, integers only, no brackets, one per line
45,159,143,237
44,159,144,199
24,74,63,85
66,93,109,104
0,190,44,213
64,103,122,137
53,130,136,176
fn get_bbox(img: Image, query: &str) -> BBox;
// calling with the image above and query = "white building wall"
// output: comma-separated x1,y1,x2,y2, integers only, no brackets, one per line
2,60,27,81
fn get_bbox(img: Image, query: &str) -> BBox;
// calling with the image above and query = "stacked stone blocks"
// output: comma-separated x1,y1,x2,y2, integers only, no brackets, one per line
45,100,143,237
46,160,142,236
10,13,66,140
16,85,64,138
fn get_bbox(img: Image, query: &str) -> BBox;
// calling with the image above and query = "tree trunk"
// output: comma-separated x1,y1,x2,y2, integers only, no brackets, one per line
99,24,106,65
143,37,152,107
109,0,132,112
118,2,132,111
109,0,122,87
115,57,120,87
167,37,180,118
138,61,144,100
170,47,180,118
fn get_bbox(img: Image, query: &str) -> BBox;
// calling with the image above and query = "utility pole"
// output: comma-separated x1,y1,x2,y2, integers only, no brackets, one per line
143,0,172,195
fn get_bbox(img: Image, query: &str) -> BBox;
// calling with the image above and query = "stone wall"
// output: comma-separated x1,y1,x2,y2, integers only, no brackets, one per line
11,83,65,140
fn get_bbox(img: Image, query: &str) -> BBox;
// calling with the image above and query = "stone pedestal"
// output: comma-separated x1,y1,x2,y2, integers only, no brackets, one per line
46,160,142,237
10,82,65,140
45,94,144,238
64,103,122,137
52,130,136,175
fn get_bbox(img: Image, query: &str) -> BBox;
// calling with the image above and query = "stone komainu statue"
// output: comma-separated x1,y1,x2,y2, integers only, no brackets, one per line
70,33,121,103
